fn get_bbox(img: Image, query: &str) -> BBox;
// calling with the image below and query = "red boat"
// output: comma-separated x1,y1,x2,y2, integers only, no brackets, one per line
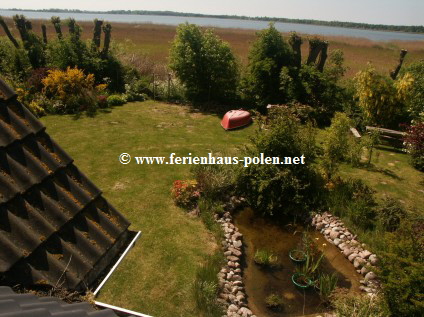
221,109,252,130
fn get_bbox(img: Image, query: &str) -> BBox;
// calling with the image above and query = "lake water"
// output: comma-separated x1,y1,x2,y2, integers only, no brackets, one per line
1,10,424,42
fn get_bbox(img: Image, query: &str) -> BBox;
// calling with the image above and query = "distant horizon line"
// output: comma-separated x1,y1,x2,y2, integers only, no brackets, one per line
1,8,423,32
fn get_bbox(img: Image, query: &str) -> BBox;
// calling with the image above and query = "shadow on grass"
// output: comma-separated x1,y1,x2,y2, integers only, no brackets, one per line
355,162,403,180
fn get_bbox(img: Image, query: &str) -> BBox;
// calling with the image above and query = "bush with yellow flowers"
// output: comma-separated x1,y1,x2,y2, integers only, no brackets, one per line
42,67,100,114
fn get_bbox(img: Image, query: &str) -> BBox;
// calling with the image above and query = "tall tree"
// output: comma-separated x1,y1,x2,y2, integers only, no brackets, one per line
0,16,19,48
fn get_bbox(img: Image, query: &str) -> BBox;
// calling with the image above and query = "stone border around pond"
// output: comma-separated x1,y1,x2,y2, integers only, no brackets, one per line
311,212,380,295
215,196,256,317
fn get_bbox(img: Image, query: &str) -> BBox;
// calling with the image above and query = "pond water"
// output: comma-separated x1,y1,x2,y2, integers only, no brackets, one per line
234,208,362,317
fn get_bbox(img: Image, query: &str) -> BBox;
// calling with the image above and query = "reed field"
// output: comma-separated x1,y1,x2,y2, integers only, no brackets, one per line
1,17,424,78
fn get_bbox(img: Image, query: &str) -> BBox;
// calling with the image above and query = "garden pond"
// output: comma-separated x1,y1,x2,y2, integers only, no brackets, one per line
234,208,362,316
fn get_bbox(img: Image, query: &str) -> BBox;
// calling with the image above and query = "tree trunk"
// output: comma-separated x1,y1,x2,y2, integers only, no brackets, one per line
0,16,19,48
102,23,112,57
51,16,62,39
390,49,408,80
317,41,329,72
92,19,103,50
307,38,322,65
67,18,81,40
288,32,302,69
41,24,48,44
13,15,29,44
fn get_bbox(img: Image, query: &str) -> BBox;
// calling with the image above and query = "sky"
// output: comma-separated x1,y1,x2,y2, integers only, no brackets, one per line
0,0,423,26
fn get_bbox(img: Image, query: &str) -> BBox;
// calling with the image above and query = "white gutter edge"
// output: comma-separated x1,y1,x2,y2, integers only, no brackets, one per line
94,231,142,295
95,300,154,317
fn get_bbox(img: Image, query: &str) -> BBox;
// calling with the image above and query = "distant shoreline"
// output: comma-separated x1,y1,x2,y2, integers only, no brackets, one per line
1,8,423,34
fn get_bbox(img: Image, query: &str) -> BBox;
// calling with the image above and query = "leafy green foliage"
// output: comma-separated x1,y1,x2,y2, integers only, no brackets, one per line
402,61,424,121
244,24,293,109
169,23,239,104
318,273,338,303
327,179,377,230
377,196,407,232
237,107,322,216
321,112,354,179
354,65,413,127
107,94,127,106
0,38,31,82
331,291,390,317
378,219,424,316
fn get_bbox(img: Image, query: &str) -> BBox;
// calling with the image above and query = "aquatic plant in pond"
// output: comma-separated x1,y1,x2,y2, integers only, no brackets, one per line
318,273,339,303
265,293,284,311
254,249,279,268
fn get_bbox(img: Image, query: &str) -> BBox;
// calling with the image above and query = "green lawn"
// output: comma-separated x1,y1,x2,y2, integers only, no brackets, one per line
40,102,423,316
41,101,253,317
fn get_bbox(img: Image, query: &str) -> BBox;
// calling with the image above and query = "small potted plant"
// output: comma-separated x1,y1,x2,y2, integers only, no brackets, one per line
289,249,307,263
291,272,312,289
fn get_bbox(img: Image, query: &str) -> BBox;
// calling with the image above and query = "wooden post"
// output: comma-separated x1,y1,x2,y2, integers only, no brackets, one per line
13,15,29,44
41,24,48,44
390,49,408,80
102,24,112,57
307,38,322,65
51,16,62,40
317,41,329,72
92,19,103,51
288,32,302,70
0,16,19,48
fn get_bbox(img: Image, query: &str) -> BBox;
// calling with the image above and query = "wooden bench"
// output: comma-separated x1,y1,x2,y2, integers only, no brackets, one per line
365,126,405,148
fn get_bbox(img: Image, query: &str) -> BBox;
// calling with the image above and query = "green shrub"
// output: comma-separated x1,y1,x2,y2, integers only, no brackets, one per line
107,94,127,106
192,162,237,201
328,178,377,230
378,219,424,316
402,60,424,121
377,196,407,232
237,107,323,217
331,291,390,317
0,38,31,81
243,23,294,109
321,112,354,179
170,23,239,104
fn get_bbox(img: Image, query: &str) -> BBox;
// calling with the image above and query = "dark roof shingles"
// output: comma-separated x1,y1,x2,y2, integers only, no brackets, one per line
0,84,130,290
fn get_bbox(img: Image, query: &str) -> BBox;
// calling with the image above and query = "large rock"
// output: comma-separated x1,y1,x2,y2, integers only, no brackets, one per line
343,248,354,257
333,238,341,246
330,230,340,239
348,253,359,262
365,271,377,281
369,254,378,265
360,250,372,259
233,240,242,248
354,257,365,268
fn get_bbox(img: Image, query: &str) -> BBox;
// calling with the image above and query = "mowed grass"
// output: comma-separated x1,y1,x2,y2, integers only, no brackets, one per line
316,129,424,212
339,148,424,213
40,101,253,317
1,18,424,77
